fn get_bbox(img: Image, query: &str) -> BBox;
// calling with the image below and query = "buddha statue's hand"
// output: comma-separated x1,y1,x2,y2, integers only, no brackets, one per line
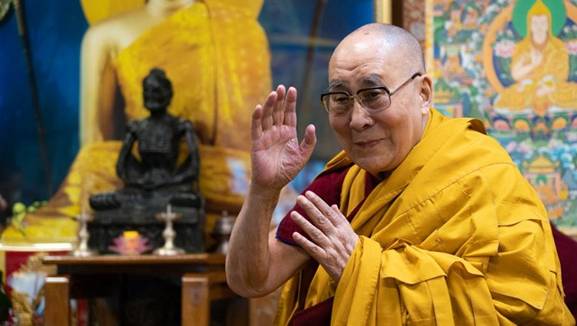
250,85,317,193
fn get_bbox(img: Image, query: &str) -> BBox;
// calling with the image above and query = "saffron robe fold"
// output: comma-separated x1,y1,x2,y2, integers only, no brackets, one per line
276,109,574,325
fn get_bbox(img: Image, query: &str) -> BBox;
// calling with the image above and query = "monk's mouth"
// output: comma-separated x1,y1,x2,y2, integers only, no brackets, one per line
354,138,384,148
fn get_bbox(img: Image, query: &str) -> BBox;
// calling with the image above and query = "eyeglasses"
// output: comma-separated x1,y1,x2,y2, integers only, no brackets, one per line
320,72,422,115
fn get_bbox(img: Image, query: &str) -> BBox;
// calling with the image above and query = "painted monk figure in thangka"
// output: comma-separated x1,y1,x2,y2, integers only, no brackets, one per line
495,0,577,116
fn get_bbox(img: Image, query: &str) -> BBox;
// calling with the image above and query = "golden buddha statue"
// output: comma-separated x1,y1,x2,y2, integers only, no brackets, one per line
1,0,271,243
494,0,577,116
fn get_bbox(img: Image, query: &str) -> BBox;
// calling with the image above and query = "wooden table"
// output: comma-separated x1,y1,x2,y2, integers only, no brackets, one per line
42,254,235,326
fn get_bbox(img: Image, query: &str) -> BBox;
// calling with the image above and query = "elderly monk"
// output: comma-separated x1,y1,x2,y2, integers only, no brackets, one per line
226,23,574,325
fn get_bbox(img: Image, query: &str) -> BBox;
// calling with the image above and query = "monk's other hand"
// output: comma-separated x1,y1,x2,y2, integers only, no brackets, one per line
291,191,359,282
250,85,317,192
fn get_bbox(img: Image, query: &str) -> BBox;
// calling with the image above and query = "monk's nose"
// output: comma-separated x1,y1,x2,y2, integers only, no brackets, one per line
349,101,373,131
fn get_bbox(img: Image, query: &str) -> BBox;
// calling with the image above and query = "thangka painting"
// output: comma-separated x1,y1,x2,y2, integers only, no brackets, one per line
431,0,577,235
403,0,427,50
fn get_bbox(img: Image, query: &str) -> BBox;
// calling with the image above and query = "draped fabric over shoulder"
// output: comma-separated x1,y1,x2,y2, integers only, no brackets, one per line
1,0,271,243
276,109,574,325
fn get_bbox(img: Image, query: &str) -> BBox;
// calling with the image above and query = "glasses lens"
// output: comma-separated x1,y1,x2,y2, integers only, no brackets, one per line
326,93,351,114
359,89,390,111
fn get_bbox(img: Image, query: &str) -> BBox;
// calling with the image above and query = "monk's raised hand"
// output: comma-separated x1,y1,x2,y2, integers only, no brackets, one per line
290,191,359,282
251,85,317,192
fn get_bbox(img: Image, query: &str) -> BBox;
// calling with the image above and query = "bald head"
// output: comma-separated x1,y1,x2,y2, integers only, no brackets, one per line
326,23,433,176
330,23,425,75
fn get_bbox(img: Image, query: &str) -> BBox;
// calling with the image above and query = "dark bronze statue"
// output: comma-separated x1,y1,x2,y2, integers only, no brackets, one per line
90,68,200,210
88,68,204,253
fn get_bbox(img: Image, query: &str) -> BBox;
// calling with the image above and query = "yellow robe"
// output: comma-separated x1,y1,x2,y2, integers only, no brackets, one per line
277,109,574,325
495,37,577,115
1,0,271,243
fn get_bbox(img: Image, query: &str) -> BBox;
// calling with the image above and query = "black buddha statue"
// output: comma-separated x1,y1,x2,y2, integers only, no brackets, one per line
88,68,204,253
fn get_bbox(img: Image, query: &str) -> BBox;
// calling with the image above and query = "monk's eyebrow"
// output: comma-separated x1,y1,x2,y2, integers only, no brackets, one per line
327,74,386,92
360,74,385,87
327,80,348,92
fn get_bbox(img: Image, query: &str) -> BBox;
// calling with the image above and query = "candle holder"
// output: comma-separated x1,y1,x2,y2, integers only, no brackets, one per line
154,205,185,256
72,212,97,257
212,211,235,254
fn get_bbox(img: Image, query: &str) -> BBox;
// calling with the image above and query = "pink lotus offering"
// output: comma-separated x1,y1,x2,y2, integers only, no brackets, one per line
109,231,151,255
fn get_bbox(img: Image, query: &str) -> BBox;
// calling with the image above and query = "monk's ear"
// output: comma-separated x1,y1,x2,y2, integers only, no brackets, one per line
418,74,433,113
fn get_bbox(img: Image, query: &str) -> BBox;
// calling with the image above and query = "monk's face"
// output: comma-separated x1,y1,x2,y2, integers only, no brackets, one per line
530,14,549,46
327,33,429,176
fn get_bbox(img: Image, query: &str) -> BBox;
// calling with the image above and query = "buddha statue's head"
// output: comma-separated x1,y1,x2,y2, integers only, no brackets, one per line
527,0,552,47
143,68,173,114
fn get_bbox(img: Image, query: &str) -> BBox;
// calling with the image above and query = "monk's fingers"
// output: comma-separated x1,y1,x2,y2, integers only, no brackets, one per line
273,85,286,126
299,124,317,158
330,204,348,226
290,211,331,248
302,191,342,226
296,194,335,232
328,204,358,254
284,87,298,127
292,232,327,262
261,91,277,131
298,194,356,251
251,105,263,140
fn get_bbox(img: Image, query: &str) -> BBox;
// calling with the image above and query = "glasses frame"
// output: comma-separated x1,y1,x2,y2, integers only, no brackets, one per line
320,72,422,115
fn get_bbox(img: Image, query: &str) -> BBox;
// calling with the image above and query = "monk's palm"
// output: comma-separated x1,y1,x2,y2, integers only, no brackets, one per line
252,125,307,190
250,86,315,190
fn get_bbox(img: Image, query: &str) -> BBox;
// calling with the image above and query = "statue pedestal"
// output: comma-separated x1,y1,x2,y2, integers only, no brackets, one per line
88,204,204,254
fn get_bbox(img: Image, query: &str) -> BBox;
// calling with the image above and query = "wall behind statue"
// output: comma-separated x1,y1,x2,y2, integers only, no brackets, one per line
0,1,87,205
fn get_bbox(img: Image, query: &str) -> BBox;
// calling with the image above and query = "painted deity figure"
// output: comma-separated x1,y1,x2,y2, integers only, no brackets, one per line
495,0,577,115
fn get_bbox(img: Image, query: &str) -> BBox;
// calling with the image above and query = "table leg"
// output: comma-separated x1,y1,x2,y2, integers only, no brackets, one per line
44,276,70,326
182,274,209,326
